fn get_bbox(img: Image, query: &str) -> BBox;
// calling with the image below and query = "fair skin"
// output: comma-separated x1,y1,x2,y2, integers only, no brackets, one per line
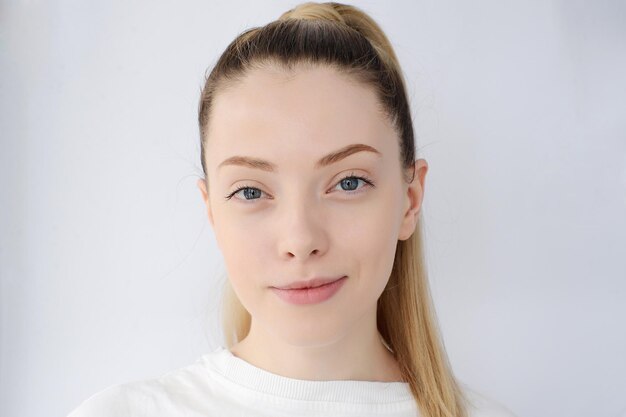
197,64,427,383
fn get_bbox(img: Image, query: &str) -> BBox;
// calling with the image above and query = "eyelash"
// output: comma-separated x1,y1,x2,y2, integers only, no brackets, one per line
223,173,376,203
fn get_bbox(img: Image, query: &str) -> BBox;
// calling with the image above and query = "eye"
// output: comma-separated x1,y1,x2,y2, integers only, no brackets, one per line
331,172,375,195
224,172,375,203
223,184,266,203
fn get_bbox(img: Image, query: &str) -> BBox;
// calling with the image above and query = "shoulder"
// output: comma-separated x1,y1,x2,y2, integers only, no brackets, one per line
67,359,210,417
66,382,149,417
462,385,519,417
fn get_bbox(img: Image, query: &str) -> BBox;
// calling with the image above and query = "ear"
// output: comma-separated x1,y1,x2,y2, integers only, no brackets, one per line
197,178,215,228
398,159,428,241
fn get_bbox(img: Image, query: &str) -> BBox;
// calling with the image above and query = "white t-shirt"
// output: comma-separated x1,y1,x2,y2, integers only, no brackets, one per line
67,346,518,417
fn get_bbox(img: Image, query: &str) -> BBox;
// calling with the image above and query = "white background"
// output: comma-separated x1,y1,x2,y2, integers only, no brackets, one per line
1,1,625,416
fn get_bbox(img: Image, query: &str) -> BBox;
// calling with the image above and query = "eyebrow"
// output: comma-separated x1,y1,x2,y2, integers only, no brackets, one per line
218,143,382,172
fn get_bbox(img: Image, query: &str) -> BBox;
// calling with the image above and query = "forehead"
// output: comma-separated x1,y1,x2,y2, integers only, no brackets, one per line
206,65,395,167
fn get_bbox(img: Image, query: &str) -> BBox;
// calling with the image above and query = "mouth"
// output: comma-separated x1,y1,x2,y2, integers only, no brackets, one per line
272,276,347,290
270,276,348,305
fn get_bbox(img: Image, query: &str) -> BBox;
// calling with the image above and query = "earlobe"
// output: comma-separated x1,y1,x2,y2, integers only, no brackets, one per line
197,178,214,227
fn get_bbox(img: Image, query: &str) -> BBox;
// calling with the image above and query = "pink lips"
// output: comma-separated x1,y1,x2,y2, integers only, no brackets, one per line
274,276,345,290
271,276,347,305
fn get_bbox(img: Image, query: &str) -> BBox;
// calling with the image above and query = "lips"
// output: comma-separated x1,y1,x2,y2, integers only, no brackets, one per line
273,276,346,290
271,276,348,305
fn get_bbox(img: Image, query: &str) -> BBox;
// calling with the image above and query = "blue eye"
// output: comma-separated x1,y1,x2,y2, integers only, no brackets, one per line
225,186,264,202
224,173,375,203
332,174,375,194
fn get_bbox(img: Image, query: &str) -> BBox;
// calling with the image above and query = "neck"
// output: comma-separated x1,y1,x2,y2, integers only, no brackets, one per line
229,305,404,383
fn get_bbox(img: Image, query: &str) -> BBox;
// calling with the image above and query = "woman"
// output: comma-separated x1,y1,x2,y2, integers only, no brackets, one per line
68,2,518,416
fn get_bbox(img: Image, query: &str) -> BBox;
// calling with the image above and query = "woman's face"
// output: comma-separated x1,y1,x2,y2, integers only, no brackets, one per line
198,65,425,346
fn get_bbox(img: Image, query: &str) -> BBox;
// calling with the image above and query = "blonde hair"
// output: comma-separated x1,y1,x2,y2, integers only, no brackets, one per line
197,3,469,416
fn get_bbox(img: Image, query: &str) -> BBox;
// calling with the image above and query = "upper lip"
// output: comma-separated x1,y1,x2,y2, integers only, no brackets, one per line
272,276,346,290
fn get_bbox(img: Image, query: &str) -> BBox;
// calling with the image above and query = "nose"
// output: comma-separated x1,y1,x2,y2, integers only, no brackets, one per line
276,196,328,260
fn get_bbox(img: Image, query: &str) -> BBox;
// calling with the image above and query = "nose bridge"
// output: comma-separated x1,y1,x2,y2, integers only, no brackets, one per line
277,185,326,258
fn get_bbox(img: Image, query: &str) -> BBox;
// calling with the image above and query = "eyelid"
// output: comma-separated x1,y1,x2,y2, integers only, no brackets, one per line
328,172,375,195
224,171,375,202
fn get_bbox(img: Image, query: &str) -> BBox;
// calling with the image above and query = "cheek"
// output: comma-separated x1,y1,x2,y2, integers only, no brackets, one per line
331,188,402,294
210,206,277,317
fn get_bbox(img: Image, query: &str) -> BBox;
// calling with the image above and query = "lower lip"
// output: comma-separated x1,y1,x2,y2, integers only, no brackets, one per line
271,276,348,305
